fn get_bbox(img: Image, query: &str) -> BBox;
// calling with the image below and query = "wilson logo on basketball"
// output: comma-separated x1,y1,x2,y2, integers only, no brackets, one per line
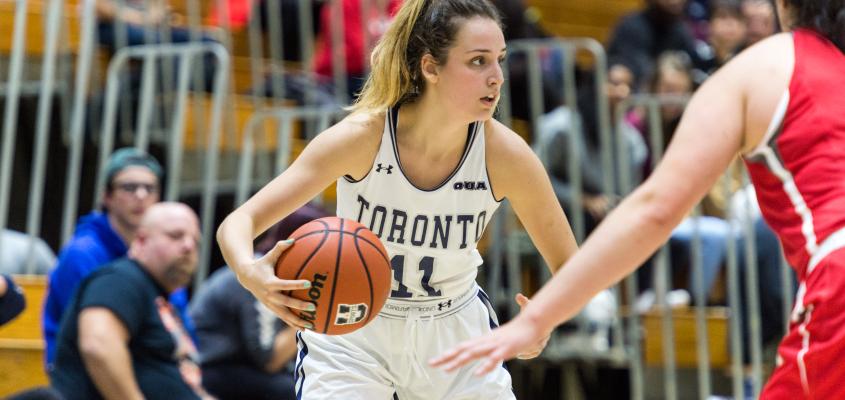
299,273,328,325
335,304,368,325
453,181,487,190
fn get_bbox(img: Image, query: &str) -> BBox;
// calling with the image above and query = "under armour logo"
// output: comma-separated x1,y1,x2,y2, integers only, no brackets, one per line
437,300,453,311
335,303,368,325
376,163,393,174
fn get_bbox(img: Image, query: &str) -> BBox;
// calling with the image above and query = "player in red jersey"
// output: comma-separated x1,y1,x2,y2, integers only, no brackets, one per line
433,0,845,398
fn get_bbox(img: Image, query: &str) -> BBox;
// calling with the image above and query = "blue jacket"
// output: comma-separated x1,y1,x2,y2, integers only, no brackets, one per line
42,212,195,367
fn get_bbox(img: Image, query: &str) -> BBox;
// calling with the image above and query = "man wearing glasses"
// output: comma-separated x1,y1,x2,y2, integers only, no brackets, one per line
42,148,193,370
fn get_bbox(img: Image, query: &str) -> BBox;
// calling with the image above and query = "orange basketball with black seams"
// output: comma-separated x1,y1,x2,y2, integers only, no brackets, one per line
275,216,391,335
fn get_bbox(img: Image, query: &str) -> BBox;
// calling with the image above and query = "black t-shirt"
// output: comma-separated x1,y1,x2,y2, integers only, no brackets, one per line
51,258,201,400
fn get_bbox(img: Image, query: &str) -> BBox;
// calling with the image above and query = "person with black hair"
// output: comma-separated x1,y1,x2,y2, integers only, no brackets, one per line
435,1,845,397
42,148,194,371
742,0,778,46
699,0,748,74
51,203,211,400
537,61,647,234
606,0,708,85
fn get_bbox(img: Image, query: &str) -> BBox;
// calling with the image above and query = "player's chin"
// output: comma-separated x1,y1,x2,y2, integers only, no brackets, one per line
474,107,497,121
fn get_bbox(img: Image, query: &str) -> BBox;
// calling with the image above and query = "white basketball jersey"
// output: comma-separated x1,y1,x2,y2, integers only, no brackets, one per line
336,107,501,300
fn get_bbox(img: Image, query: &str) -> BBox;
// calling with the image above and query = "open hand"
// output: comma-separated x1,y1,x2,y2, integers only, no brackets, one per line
235,240,316,330
429,294,549,376
513,293,550,359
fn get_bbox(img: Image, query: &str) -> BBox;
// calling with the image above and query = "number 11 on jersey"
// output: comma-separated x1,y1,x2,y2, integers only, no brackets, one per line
390,254,441,298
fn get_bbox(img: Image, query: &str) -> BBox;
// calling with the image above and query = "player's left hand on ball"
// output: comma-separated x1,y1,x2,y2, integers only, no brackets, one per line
429,305,548,376
513,293,550,359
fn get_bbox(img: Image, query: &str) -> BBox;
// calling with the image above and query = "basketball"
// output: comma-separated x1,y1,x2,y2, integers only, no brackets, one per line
275,216,391,335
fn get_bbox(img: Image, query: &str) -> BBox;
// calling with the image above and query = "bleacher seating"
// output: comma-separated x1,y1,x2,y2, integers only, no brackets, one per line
527,0,643,43
643,307,730,368
0,1,81,55
0,275,49,396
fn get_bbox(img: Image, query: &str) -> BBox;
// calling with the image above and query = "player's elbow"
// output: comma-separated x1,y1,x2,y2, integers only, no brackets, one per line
636,186,688,231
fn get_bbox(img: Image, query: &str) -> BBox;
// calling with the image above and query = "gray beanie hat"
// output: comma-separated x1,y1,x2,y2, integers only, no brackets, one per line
104,147,164,185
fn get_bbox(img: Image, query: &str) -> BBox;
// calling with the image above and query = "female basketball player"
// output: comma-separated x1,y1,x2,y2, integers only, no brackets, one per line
216,0,578,398
433,0,845,397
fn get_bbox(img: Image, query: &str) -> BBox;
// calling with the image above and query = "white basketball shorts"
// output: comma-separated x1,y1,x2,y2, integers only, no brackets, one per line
293,283,515,400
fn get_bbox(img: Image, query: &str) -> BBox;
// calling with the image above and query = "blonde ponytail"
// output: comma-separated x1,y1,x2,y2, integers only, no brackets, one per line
352,0,428,113
351,0,502,113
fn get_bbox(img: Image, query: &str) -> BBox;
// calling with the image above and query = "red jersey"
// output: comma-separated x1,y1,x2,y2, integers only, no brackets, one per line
743,29,845,278
314,0,403,78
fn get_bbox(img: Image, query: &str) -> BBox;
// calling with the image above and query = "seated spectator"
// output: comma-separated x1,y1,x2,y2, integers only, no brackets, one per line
490,0,564,121
50,203,212,400
313,0,402,100
94,0,220,93
741,0,777,46
95,0,218,52
698,0,748,75
607,0,707,87
537,59,648,235
534,61,646,356
630,51,696,175
42,148,194,370
0,274,25,326
0,230,56,275
189,203,328,400
631,52,737,305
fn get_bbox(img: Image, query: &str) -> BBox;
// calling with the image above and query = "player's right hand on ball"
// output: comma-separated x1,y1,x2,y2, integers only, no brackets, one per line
235,239,317,330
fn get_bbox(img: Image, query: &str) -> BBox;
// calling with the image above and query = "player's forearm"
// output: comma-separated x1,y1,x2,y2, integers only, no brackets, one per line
80,339,144,400
217,211,258,274
524,184,687,334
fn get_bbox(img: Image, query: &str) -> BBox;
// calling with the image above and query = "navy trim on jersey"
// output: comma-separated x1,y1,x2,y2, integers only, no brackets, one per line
294,331,309,400
485,162,504,203
476,290,510,373
343,173,363,183
476,290,498,330
388,105,480,192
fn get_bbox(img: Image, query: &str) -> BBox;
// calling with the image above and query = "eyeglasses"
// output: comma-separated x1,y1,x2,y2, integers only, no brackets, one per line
113,182,160,195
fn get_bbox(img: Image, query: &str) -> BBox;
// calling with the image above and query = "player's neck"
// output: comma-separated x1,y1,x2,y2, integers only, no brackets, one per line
397,100,470,157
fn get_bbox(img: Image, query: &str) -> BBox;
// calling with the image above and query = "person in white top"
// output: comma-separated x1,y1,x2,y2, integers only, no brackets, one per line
216,0,578,398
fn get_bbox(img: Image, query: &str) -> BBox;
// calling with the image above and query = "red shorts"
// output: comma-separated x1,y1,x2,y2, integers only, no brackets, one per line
761,248,845,399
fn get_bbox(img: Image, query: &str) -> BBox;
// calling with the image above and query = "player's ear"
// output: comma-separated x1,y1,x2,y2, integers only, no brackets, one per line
420,53,439,85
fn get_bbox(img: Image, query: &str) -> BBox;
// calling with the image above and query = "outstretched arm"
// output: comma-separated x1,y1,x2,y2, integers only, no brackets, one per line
483,121,579,359
486,120,578,274
432,43,756,373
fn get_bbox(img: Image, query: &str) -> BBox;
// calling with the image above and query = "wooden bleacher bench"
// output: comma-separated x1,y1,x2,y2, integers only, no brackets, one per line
642,306,730,369
527,0,643,43
182,93,302,152
0,1,81,55
0,275,49,396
